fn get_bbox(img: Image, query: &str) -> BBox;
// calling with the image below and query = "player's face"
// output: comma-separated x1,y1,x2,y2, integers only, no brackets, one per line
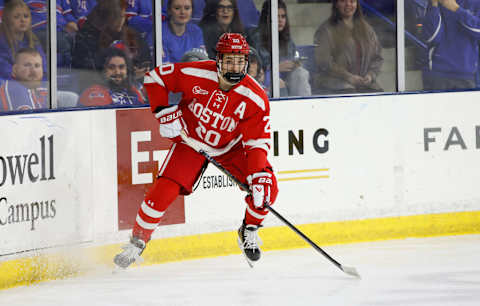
9,6,31,34
169,0,192,25
336,0,357,19
12,52,43,87
220,53,246,74
104,56,128,86
216,0,234,28
278,8,287,32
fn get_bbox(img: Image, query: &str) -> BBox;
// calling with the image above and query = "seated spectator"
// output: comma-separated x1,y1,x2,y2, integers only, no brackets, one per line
421,0,480,90
162,0,205,64
72,0,151,90
198,0,247,59
61,0,98,32
250,0,311,97
248,46,268,94
0,48,48,111
27,0,66,31
126,0,152,42
78,47,146,106
163,0,204,23
313,0,383,94
0,0,47,80
26,0,74,67
162,0,259,27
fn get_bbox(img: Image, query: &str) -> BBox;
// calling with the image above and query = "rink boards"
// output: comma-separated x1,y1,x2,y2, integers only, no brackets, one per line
1,91,480,289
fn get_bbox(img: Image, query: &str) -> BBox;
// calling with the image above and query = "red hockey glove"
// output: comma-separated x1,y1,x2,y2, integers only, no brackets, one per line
155,105,185,139
247,172,273,208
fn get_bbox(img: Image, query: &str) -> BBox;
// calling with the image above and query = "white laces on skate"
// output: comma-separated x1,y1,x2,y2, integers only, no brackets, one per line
242,226,263,249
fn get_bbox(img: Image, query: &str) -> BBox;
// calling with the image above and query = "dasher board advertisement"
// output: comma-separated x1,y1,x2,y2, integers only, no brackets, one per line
0,113,93,256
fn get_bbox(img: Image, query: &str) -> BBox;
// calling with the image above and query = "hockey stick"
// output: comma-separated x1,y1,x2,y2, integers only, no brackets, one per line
180,131,360,278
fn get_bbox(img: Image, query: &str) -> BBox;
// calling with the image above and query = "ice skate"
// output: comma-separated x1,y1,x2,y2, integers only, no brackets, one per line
114,236,146,269
237,223,262,267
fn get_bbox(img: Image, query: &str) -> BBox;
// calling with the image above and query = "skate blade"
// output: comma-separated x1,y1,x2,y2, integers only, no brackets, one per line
112,265,127,274
237,237,255,268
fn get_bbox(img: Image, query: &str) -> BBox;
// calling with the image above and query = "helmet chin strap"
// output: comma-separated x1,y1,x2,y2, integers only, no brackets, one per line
217,58,248,87
217,70,237,88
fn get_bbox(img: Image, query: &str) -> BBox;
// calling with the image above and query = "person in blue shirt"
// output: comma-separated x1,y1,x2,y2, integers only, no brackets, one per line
61,0,97,32
126,0,152,41
422,0,480,90
163,0,204,23
26,0,74,67
0,47,48,112
0,0,47,80
162,0,205,64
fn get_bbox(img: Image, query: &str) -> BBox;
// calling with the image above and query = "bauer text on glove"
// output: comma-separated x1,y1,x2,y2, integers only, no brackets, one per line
154,105,185,139
247,172,273,208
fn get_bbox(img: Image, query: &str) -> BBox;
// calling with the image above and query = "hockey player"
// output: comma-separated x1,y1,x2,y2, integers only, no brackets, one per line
114,33,278,268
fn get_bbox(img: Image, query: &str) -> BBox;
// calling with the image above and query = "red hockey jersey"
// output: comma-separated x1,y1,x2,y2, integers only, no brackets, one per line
144,60,271,160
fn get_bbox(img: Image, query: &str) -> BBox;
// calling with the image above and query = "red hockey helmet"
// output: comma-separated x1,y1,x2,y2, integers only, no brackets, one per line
216,33,250,55
216,33,250,85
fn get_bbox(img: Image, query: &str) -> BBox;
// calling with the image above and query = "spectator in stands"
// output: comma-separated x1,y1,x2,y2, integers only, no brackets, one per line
25,0,74,67
61,0,97,33
199,0,247,59
248,46,270,95
78,47,146,106
163,0,259,27
162,0,205,64
313,0,383,94
126,0,152,44
421,0,480,90
248,47,264,83
0,47,48,111
72,0,151,90
0,0,47,80
163,0,205,23
250,0,311,97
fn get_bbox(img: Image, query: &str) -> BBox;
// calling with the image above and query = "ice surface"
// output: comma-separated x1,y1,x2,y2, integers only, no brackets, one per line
1,235,479,306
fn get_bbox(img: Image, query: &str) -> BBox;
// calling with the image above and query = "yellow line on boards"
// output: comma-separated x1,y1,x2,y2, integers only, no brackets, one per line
278,175,330,182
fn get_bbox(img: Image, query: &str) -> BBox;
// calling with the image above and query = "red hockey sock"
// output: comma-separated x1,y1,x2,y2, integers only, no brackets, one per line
132,177,180,242
243,195,270,226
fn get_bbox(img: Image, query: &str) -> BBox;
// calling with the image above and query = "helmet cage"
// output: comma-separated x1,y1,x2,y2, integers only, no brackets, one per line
216,33,250,85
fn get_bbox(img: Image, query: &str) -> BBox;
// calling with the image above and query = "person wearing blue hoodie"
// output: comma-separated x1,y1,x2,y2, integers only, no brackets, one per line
422,0,480,90
0,0,47,80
